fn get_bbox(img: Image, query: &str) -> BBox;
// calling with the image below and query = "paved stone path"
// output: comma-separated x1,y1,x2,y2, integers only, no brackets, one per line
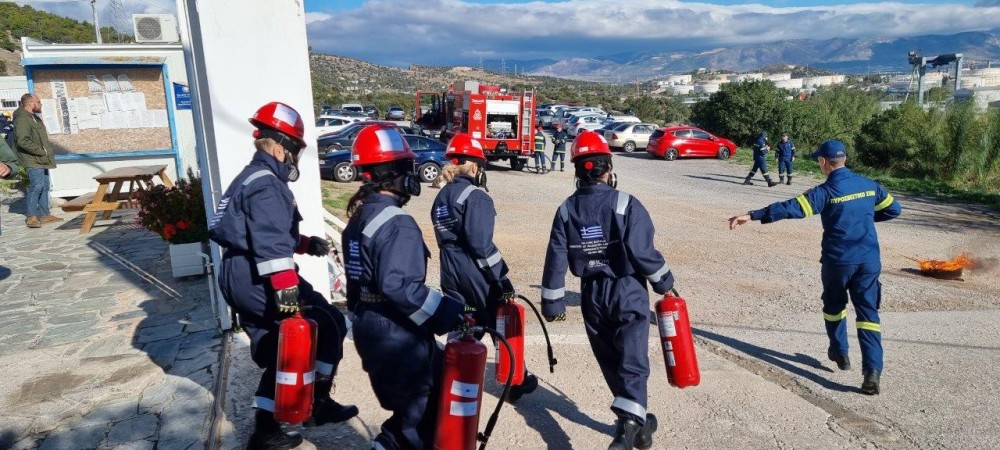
0,197,223,450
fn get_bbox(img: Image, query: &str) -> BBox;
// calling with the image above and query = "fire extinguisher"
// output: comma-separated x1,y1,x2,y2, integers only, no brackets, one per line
655,289,700,388
435,318,515,450
494,294,558,387
274,311,318,424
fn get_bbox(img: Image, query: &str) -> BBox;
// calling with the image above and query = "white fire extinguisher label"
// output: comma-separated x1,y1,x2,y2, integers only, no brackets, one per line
495,316,507,365
657,313,677,337
450,380,480,398
663,342,676,367
276,371,297,385
303,370,315,385
450,400,479,417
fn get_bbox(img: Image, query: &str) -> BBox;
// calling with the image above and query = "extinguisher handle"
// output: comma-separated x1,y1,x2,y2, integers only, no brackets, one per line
516,294,558,373
667,288,681,298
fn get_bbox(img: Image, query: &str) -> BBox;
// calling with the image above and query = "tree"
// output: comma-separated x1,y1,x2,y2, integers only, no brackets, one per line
690,80,785,145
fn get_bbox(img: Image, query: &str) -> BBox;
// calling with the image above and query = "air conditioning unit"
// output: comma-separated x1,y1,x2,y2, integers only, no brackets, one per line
133,14,179,44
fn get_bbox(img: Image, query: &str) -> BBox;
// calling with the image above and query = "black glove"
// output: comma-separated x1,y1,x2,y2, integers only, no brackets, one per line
544,313,566,323
270,270,301,314
498,277,515,300
306,236,330,257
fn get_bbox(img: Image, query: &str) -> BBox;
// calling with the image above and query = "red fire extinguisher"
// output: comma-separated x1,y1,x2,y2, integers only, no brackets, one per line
274,311,318,424
655,289,700,388
494,295,558,386
435,318,515,450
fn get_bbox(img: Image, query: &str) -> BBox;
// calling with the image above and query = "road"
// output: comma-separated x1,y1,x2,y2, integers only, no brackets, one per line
222,143,1000,449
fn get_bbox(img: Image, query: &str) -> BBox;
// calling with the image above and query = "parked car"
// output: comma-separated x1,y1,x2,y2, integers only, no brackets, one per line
386,106,406,120
320,134,447,183
646,126,737,160
605,123,659,152
603,115,641,124
569,114,608,136
317,120,397,155
536,109,556,128
341,103,363,114
315,115,365,136
363,105,380,120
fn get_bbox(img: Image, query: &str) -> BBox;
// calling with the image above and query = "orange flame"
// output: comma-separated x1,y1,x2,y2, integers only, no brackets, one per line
917,253,976,272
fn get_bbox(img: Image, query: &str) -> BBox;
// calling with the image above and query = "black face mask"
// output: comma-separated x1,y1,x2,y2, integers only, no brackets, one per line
258,128,303,182
284,148,301,182
608,172,618,189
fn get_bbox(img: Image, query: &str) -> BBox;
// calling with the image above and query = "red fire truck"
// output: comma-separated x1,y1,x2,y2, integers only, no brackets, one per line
414,81,536,171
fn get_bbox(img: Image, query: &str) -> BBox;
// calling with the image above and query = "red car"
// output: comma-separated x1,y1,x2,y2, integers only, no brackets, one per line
646,126,737,160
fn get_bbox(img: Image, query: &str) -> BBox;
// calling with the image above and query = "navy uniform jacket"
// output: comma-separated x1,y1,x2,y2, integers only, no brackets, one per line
749,168,902,265
775,140,796,161
342,193,464,332
209,152,300,281
551,130,569,153
752,134,769,160
432,175,509,284
540,184,674,316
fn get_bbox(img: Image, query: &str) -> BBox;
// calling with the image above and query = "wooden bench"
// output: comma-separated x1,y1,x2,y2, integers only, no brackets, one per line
61,192,96,213
70,165,175,234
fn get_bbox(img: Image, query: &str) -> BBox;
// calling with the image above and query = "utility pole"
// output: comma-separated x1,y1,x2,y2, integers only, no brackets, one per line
501,58,506,74
91,0,103,44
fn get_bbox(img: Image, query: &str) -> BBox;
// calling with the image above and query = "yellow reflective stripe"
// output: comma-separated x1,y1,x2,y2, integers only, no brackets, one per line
874,194,895,211
796,195,814,217
857,321,882,332
823,309,847,321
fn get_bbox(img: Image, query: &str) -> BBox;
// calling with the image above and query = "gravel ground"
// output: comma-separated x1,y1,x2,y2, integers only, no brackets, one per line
221,141,1000,449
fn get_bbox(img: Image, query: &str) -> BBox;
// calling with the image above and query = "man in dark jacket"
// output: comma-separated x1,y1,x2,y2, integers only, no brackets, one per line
13,94,62,228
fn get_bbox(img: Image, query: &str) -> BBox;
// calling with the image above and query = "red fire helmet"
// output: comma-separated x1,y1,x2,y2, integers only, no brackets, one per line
570,130,612,163
445,133,486,161
249,102,306,147
351,124,416,167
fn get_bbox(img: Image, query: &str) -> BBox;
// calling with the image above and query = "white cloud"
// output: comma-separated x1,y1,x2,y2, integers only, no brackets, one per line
304,0,1000,65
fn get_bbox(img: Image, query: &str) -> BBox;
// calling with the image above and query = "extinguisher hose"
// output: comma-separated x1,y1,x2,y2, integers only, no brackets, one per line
472,326,514,450
515,294,558,373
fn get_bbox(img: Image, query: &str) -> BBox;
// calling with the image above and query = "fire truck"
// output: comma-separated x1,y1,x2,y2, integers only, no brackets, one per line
414,80,536,171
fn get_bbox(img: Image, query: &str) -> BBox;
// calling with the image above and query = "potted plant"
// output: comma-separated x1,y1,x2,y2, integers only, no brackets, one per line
135,168,210,277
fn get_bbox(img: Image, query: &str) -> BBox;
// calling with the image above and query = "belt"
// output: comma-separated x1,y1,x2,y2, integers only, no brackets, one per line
359,292,387,303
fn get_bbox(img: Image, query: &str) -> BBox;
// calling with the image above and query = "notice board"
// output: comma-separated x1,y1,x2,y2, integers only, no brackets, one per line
30,67,174,155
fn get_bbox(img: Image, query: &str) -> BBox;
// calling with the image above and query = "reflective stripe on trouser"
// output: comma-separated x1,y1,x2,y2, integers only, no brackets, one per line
821,262,884,370
778,159,794,175
581,275,650,422
747,158,771,179
218,254,347,409
352,305,443,450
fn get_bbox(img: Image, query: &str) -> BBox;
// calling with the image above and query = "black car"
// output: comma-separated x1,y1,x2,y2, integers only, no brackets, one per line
316,121,396,155
363,105,380,120
320,134,447,183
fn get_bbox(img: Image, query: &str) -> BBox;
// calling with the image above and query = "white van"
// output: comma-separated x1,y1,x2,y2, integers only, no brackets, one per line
341,103,364,113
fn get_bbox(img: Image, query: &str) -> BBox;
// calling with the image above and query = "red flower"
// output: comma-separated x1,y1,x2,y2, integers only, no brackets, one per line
176,220,190,230
163,223,176,240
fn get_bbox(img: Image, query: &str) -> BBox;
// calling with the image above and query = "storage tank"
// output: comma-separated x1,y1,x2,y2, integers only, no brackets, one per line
960,76,983,89
774,79,804,90
972,68,1000,87
766,73,792,81
666,74,692,85
696,83,721,94
730,73,764,83
671,84,695,95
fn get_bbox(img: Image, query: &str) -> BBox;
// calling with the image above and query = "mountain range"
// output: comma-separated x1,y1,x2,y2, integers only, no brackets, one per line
483,29,1000,82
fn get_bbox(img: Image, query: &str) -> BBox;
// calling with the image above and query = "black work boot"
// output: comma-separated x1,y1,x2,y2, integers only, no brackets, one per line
742,176,754,186
633,414,658,450
560,163,565,172
779,175,785,185
305,378,359,427
247,409,303,450
766,176,778,187
608,415,642,450
860,369,881,395
786,175,792,185
507,372,538,403
828,348,851,371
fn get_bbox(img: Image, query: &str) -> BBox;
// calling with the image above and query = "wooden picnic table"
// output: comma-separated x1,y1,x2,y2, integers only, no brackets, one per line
62,165,174,234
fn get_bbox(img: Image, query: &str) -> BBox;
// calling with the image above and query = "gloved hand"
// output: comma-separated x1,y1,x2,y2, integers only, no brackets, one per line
498,277,515,300
297,235,330,257
544,313,566,322
270,269,301,314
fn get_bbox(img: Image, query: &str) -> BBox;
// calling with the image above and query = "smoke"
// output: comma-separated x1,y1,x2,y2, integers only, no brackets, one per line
969,256,1000,273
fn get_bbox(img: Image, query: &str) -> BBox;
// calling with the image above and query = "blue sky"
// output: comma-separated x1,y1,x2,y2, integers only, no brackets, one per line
16,0,1000,67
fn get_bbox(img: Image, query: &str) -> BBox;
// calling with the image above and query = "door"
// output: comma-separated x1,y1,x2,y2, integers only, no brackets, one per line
688,129,714,156
671,129,692,154
633,125,653,148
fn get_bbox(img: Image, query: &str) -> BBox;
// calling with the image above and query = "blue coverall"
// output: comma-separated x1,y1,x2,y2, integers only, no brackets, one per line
748,167,902,371
745,132,774,183
550,129,569,171
775,139,796,177
342,193,465,450
541,183,675,423
209,152,347,413
432,175,510,329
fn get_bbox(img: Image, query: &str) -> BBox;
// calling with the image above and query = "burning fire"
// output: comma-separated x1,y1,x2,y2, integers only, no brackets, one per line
916,253,976,272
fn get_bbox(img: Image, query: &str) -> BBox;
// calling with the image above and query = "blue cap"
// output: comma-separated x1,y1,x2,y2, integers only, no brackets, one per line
811,139,847,160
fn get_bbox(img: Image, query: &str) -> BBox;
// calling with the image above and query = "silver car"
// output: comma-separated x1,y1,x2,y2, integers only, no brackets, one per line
604,123,659,153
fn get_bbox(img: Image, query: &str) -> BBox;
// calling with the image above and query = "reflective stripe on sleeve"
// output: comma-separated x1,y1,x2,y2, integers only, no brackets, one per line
823,309,847,322
616,192,630,216
242,170,276,186
646,262,671,283
409,289,443,326
315,361,333,376
796,195,814,217
477,251,503,269
875,194,895,211
257,257,295,276
857,321,882,332
611,396,647,419
456,185,478,205
252,396,275,412
558,203,569,223
541,287,565,300
362,206,406,238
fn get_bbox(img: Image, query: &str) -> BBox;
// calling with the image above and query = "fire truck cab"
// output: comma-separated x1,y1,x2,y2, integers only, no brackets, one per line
415,80,536,171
